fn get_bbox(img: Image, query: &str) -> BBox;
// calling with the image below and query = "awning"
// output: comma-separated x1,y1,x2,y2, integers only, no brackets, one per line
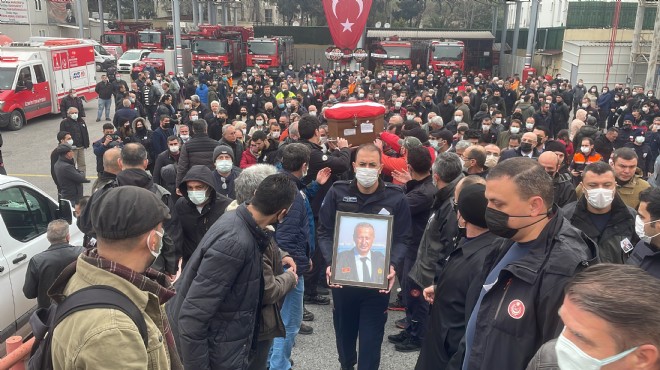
366,29,495,40
57,24,89,30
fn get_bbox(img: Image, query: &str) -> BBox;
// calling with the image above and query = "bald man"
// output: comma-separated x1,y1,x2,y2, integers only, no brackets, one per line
499,132,541,161
538,151,577,208
92,147,121,193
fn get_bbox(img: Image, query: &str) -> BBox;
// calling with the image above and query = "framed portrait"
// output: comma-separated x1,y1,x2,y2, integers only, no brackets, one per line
330,212,393,289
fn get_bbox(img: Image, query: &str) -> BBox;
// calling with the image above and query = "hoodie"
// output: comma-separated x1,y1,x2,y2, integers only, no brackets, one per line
171,165,232,266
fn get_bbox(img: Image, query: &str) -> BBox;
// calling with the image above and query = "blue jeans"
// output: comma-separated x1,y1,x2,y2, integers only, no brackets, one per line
97,98,111,120
269,275,304,370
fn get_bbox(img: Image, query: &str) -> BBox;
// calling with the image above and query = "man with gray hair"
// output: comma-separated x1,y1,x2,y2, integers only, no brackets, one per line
190,94,210,118
404,152,464,352
113,98,138,128
423,115,444,133
23,219,83,309
219,124,245,166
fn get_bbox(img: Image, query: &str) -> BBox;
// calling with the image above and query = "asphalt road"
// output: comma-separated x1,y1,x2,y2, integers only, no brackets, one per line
1,89,419,369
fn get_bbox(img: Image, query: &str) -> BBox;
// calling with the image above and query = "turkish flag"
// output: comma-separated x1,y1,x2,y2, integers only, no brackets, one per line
323,0,372,50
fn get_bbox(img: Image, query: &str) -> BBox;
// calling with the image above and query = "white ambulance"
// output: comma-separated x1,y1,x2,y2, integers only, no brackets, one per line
0,39,97,130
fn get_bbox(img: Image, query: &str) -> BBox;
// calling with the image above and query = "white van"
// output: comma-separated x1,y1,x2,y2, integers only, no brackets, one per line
0,175,82,343
27,37,117,72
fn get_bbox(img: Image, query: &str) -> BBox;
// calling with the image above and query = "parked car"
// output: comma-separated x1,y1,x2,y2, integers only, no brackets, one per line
117,48,150,74
0,174,82,343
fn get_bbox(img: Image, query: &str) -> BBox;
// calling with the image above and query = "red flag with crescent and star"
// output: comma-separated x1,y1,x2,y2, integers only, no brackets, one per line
323,0,373,50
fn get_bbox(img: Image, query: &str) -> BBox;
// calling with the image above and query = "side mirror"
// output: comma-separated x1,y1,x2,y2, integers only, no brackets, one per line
57,198,74,225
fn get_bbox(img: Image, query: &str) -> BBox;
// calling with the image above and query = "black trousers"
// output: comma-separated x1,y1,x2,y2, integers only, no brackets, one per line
332,287,389,370
402,254,429,340
304,243,326,296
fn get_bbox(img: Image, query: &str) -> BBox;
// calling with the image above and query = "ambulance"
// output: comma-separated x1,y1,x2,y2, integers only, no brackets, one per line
0,39,97,131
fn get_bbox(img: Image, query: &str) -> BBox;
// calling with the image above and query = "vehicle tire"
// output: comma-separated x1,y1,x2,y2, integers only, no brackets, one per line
96,63,102,72
7,110,24,131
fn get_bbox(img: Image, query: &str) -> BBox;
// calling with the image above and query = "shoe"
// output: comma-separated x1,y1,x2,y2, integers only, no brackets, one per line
395,336,422,352
317,286,330,296
303,307,314,322
106,118,111,121
387,330,409,344
299,323,313,335
290,359,294,367
96,118,100,122
388,298,405,311
304,294,330,305
395,318,409,330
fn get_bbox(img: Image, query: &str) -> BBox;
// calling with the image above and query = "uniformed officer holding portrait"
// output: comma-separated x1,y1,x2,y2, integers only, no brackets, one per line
334,222,387,284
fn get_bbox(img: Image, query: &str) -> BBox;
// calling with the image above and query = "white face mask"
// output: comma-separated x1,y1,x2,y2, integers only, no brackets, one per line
482,125,491,132
407,114,416,120
190,115,198,121
169,145,180,153
146,228,164,260
66,139,74,146
494,118,502,124
429,139,439,149
636,136,645,144
510,127,520,134
395,102,402,108
256,119,264,126
454,116,462,123
580,146,591,154
582,103,589,108
526,123,535,130
485,154,498,168
555,330,638,370
309,111,317,117
188,189,209,205
585,188,614,209
70,113,78,120
355,167,379,188
271,131,280,139
180,134,189,141
216,159,233,173
636,215,660,243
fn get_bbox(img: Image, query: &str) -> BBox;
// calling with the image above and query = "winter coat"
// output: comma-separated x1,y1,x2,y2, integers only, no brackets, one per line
176,133,221,187
114,106,139,128
54,156,87,203
274,171,312,275
239,149,258,169
167,205,270,370
552,172,577,208
59,118,90,148
404,175,437,258
171,165,232,266
60,95,85,119
627,240,660,279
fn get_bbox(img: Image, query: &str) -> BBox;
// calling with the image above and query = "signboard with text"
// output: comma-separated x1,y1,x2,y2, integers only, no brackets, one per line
0,0,29,24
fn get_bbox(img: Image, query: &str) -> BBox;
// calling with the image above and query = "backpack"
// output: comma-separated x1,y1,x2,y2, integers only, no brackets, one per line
28,285,148,370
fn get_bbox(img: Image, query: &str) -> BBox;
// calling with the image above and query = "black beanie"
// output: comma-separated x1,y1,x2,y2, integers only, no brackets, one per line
457,183,488,228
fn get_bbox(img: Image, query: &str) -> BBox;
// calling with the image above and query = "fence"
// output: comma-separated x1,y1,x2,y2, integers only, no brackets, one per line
567,2,657,30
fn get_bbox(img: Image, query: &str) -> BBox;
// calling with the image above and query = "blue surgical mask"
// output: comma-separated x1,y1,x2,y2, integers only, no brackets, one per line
555,329,638,370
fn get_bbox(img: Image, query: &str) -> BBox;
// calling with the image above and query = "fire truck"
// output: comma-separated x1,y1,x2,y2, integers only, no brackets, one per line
131,48,166,79
101,21,153,57
369,39,414,78
0,39,97,130
137,29,170,50
246,36,294,76
190,25,254,73
427,40,465,76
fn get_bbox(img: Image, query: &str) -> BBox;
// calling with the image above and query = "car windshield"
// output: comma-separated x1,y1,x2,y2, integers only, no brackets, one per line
147,52,165,59
192,40,228,55
433,45,464,61
0,68,16,90
96,45,111,55
119,51,143,60
383,46,411,59
102,34,124,44
139,32,161,43
248,41,276,55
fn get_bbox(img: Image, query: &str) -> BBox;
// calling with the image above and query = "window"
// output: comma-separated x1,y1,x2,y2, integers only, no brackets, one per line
33,65,46,83
34,0,42,11
38,29,46,37
264,9,273,24
17,66,32,86
0,187,53,242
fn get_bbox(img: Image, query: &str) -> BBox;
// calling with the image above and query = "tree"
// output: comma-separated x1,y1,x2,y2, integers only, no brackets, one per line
394,0,425,28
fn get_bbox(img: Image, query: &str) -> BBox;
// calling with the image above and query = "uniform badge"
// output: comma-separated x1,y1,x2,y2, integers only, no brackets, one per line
322,154,328,161
508,299,525,320
342,267,351,273
410,288,421,298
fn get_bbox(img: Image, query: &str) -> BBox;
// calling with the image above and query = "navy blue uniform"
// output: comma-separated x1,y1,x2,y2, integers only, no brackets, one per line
318,179,411,370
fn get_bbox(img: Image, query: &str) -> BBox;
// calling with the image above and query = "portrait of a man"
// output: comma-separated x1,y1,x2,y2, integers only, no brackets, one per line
334,222,386,284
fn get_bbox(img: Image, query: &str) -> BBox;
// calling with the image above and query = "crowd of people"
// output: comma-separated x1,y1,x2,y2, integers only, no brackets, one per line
29,61,660,370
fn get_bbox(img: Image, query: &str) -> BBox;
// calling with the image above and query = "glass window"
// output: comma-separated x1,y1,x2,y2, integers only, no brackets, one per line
34,0,42,11
17,66,32,87
264,9,273,24
33,65,46,83
248,41,277,55
0,187,52,242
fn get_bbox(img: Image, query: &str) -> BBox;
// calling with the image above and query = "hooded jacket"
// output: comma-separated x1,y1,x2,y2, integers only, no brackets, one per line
448,208,598,370
408,174,463,288
274,171,312,275
171,165,232,266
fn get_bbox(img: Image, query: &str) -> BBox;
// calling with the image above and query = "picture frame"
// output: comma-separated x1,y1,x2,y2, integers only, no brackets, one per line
330,211,393,289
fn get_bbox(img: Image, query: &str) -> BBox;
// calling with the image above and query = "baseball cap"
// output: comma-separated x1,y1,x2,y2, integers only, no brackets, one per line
91,186,170,240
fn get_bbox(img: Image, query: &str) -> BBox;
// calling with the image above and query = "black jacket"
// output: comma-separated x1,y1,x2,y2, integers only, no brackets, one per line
176,134,221,187
274,171,311,275
300,140,352,216
409,175,462,288
153,149,178,193
499,147,541,162
318,180,412,273
404,175,437,257
95,81,114,100
563,195,636,264
113,107,139,128
54,156,88,203
218,138,244,167
171,165,232,266
594,134,615,162
415,232,500,370
22,243,84,309
627,240,660,279
552,172,577,208
448,208,598,370
59,118,90,148
59,95,85,119
167,205,269,370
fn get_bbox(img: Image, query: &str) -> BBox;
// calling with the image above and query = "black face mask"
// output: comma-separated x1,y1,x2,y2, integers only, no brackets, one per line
485,207,548,239
520,142,533,153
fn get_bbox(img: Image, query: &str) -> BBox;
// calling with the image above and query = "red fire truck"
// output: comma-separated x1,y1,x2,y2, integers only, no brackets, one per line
101,21,153,57
0,39,97,130
246,36,294,76
137,29,170,50
190,25,254,73
369,40,413,78
427,40,465,76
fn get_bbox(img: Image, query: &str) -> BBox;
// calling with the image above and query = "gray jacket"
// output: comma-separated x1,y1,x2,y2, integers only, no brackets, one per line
526,339,558,370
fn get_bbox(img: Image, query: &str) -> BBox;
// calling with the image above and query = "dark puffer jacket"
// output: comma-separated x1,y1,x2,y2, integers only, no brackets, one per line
171,165,232,266
167,205,270,370
175,133,221,187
